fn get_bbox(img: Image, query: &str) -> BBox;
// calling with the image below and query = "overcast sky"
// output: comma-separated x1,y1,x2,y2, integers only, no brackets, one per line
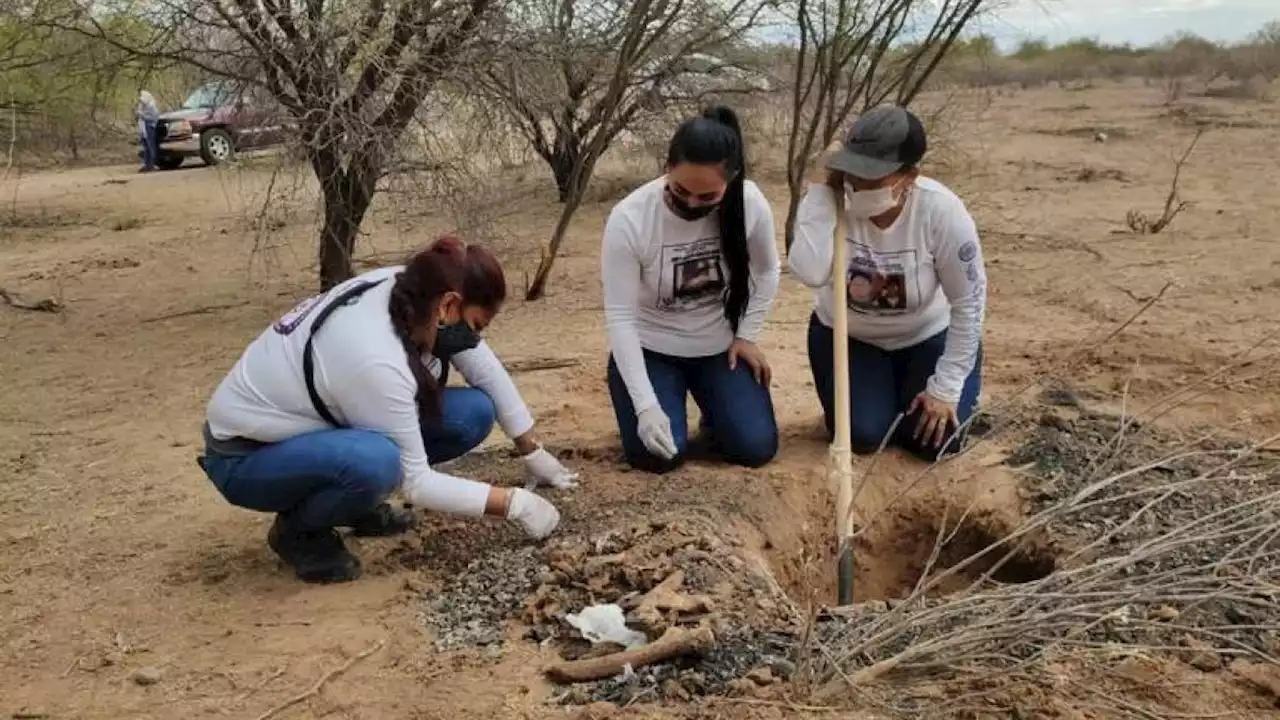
981,0,1277,48
755,1,1276,50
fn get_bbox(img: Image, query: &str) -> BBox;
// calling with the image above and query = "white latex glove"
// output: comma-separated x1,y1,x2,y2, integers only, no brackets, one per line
636,405,678,460
522,446,580,489
506,488,560,539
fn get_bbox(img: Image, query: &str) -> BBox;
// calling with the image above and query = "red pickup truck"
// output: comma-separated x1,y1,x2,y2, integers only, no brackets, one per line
147,82,291,169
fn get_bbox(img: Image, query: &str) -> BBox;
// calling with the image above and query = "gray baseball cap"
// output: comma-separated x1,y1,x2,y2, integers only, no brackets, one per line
826,105,928,180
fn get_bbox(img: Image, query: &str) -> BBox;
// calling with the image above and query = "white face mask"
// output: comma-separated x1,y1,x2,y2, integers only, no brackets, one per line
846,180,907,220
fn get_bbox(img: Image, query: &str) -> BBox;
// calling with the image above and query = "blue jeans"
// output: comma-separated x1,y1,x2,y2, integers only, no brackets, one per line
607,349,779,474
201,387,496,529
807,313,982,461
140,121,158,169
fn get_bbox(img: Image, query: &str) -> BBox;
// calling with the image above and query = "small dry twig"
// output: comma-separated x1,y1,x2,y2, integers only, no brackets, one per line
505,357,581,374
253,638,385,720
235,666,287,705
726,698,840,712
1126,129,1204,234
141,301,250,324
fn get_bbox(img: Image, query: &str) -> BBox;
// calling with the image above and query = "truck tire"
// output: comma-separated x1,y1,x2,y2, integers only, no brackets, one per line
199,128,235,166
157,154,185,170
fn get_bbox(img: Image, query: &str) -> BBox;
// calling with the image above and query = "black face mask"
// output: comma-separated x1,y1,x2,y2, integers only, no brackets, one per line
434,320,481,359
665,185,719,221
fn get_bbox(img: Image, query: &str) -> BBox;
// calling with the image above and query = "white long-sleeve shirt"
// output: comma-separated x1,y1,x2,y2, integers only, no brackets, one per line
602,177,781,414
787,179,987,403
136,92,159,123
205,266,535,517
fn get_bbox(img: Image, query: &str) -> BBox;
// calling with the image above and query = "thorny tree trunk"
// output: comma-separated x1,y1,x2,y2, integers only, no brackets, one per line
783,191,804,251
548,133,584,203
313,145,377,291
526,150,596,299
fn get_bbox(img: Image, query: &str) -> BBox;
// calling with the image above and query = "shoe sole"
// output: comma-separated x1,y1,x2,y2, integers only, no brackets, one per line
296,562,363,584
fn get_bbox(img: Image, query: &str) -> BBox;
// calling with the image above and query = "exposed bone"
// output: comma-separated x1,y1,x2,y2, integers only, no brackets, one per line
545,625,715,684
632,570,715,631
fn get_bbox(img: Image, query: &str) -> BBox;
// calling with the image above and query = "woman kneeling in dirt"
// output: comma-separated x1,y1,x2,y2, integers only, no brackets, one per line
199,237,576,583
788,105,987,461
602,105,782,473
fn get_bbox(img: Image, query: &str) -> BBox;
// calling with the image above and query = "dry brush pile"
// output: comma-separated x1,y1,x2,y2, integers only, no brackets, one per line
796,383,1280,716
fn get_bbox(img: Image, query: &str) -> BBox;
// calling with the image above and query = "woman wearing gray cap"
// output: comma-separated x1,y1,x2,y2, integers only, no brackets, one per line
788,105,987,461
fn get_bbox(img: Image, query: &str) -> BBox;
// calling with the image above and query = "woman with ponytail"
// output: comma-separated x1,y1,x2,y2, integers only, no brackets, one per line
602,105,781,474
199,237,574,584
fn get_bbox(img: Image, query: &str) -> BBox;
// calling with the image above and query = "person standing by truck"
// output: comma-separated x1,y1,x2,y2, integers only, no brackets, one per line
136,90,160,173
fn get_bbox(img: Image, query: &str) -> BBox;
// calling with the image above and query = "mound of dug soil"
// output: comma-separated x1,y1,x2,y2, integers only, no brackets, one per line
419,517,804,705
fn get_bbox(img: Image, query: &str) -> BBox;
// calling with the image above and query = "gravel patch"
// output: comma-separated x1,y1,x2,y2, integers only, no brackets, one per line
421,545,542,651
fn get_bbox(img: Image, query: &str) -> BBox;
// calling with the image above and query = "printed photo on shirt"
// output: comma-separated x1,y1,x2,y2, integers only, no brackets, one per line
846,243,918,316
658,236,726,312
273,294,324,335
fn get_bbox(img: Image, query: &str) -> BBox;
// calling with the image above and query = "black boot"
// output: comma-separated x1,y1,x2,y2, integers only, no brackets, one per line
267,515,361,584
348,502,418,537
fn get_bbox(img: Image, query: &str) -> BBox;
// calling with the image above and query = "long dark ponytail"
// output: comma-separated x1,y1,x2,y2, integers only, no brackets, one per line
386,236,507,420
666,105,749,332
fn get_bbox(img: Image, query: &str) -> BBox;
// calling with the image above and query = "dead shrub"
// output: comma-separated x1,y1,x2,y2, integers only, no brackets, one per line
1125,129,1203,235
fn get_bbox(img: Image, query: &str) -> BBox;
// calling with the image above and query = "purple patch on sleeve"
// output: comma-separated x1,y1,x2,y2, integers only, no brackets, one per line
272,295,323,335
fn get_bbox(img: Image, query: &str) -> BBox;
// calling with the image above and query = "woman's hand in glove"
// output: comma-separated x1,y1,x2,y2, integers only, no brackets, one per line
636,405,678,460
506,488,561,539
522,445,580,489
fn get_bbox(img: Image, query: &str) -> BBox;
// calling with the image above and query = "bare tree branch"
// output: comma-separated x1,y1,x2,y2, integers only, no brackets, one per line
476,0,773,299
32,0,497,289
781,0,994,251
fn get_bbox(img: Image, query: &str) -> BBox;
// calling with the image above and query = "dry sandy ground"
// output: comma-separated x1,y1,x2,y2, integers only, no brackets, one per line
2,82,1279,719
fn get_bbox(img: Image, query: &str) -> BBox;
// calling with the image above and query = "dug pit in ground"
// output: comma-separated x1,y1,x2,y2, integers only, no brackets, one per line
412,479,1063,708
749,427,1061,608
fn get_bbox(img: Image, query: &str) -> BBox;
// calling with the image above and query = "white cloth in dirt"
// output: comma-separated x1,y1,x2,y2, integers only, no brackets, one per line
602,176,781,414
786,179,987,404
206,266,536,518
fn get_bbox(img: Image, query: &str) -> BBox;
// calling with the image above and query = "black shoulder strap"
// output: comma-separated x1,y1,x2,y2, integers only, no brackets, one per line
302,278,386,426
437,356,450,388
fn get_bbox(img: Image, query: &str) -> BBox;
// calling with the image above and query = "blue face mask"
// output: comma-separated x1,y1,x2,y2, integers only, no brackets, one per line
435,319,480,359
